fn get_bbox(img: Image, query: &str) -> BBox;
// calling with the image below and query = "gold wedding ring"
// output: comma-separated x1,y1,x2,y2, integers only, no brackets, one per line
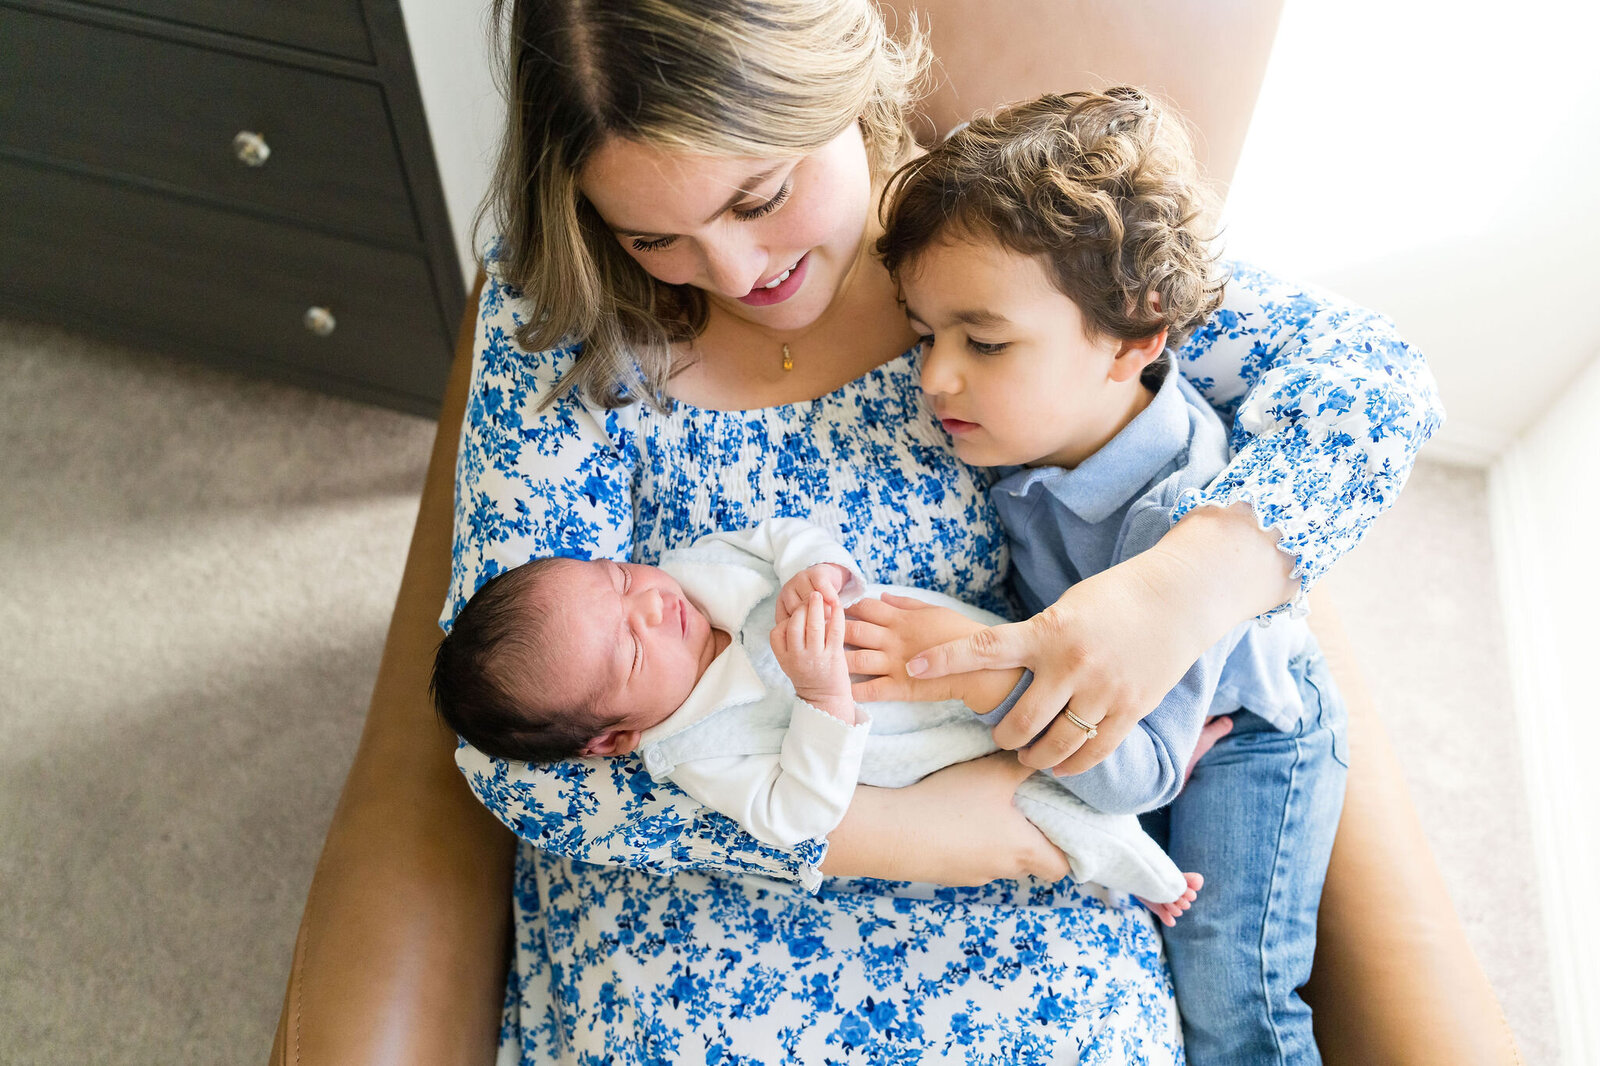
1065,708,1098,739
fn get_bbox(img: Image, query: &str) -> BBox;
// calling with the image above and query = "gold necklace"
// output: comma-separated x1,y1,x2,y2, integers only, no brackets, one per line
781,343,793,372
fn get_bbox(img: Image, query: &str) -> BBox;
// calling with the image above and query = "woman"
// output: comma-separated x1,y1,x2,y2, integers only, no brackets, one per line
447,0,1442,1060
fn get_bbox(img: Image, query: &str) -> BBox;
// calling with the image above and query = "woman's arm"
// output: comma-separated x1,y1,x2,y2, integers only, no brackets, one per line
821,752,1072,884
907,263,1444,773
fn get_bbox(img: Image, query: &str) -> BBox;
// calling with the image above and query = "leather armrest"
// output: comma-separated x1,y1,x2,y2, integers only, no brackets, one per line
1305,588,1522,1065
270,274,515,1066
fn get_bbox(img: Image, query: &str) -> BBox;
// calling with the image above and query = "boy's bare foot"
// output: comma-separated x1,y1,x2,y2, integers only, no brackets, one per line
1138,871,1203,927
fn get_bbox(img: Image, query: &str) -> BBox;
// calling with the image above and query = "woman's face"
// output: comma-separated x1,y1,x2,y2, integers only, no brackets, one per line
577,123,874,334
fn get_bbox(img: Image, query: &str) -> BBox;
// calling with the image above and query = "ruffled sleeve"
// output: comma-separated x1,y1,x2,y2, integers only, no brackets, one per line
1170,260,1445,615
443,271,824,883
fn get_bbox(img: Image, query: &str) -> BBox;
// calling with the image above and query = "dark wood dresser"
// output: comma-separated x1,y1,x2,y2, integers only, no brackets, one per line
0,0,466,416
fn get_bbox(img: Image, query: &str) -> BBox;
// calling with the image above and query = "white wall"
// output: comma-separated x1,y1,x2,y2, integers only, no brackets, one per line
1488,350,1600,1066
1221,0,1600,465
395,0,504,290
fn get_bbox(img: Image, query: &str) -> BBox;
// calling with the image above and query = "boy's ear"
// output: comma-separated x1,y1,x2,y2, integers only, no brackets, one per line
1108,328,1168,383
580,728,642,758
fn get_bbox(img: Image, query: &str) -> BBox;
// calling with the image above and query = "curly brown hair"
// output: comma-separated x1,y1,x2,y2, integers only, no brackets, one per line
877,88,1226,353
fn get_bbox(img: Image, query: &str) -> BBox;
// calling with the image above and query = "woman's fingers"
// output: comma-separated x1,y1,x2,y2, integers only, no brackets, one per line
1046,704,1140,775
990,682,1074,750
877,592,931,610
908,618,1029,678
1019,704,1105,770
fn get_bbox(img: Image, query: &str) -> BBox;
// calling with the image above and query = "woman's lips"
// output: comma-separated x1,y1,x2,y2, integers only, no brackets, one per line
737,252,809,306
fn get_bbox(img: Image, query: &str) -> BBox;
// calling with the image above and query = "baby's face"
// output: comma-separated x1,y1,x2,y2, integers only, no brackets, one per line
544,558,720,736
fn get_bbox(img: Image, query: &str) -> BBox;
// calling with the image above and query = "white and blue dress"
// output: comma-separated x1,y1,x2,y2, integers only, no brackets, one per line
444,259,1443,1065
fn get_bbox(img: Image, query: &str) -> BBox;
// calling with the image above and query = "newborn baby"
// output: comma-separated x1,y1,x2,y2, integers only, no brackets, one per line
433,517,1199,911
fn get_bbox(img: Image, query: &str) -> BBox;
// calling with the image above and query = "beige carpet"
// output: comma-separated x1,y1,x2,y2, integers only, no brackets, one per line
0,317,1558,1063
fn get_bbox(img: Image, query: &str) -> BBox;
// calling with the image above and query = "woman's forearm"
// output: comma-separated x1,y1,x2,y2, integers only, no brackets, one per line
1138,501,1297,646
820,754,1070,885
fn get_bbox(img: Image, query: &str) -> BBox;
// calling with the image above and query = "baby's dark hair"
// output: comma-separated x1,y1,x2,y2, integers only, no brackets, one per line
877,88,1227,369
431,557,612,763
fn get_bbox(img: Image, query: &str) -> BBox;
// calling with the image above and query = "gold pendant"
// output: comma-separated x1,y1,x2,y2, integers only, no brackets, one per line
781,343,793,372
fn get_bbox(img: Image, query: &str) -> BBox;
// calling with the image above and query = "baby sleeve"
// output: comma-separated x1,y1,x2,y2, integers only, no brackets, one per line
1170,260,1445,615
445,272,825,883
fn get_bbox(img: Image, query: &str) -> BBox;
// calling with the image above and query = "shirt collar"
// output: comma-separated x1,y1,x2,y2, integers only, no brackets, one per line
992,370,1190,524
638,637,767,747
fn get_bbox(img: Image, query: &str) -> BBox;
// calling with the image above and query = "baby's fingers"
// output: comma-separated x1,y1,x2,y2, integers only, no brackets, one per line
827,594,846,649
804,592,827,651
785,597,809,652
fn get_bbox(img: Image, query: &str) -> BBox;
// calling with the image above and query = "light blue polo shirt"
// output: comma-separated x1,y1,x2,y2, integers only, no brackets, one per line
987,367,1316,815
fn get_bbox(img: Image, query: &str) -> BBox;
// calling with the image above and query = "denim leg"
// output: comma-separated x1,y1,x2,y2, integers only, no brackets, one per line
1152,654,1349,1065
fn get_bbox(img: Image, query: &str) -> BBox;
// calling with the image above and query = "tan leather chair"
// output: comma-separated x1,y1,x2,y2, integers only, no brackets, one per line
272,4,1523,1061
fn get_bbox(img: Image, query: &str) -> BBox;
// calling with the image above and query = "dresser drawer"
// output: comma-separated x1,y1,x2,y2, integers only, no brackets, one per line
73,0,374,61
0,6,418,245
0,158,451,410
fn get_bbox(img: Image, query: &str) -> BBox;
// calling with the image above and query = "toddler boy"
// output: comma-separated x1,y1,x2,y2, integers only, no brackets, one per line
871,88,1349,1065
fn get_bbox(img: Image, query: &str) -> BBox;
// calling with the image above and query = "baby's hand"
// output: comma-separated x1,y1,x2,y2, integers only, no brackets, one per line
778,563,851,619
771,591,855,723
845,594,1023,713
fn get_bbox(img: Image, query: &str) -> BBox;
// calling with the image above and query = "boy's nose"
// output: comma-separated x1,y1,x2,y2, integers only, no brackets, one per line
919,340,960,396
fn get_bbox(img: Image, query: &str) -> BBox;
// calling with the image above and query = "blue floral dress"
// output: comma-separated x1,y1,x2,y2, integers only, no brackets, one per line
445,260,1443,1064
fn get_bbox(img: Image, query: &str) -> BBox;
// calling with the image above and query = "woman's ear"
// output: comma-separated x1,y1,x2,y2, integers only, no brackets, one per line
1108,328,1168,383
580,729,643,757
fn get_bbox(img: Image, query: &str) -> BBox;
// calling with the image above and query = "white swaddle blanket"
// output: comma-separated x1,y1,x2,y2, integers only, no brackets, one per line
634,520,1186,902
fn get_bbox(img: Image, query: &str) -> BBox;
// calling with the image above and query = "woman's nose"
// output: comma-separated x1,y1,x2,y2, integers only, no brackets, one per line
700,236,767,297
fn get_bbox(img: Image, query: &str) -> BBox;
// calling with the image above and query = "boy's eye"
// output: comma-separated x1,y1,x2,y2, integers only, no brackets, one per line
914,333,934,346
968,339,1009,356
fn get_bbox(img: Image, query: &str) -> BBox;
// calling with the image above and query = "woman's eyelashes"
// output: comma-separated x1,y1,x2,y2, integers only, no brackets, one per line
628,180,794,253
731,179,791,221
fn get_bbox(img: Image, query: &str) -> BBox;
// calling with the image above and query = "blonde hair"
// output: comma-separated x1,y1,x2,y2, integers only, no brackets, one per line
878,88,1227,355
478,0,932,409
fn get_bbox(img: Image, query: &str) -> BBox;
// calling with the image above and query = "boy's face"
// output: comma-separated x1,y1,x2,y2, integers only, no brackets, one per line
899,234,1138,470
541,559,721,744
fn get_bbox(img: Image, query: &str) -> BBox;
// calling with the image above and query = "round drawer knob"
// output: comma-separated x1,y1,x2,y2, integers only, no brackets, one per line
232,131,271,167
303,307,337,337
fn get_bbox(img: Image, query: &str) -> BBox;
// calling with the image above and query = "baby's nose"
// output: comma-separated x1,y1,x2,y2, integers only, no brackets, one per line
640,588,665,626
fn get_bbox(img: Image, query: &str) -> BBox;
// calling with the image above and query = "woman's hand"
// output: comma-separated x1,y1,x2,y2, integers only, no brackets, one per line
821,752,1071,885
906,504,1295,774
844,594,1023,712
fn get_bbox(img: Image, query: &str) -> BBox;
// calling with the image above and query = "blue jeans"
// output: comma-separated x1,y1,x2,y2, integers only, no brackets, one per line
1139,651,1349,1065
